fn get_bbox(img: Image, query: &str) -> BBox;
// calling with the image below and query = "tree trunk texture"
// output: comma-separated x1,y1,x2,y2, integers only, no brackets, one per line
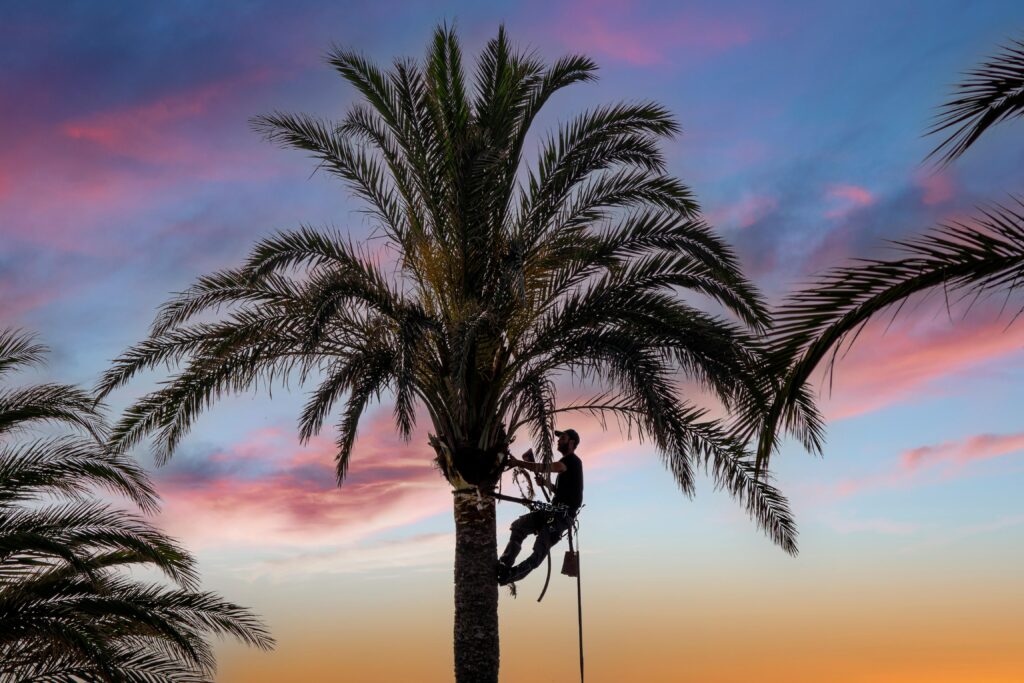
453,490,499,683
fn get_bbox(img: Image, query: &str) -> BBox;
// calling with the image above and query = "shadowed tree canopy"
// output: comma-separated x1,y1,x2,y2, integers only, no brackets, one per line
757,34,1024,471
0,329,273,682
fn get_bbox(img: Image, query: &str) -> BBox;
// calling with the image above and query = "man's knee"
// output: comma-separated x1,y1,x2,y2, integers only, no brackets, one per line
532,534,556,556
510,514,535,534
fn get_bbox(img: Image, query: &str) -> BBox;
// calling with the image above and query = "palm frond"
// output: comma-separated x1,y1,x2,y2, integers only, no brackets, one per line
251,114,409,240
0,384,107,442
147,268,304,338
522,210,767,337
0,436,158,513
927,37,1024,165
0,329,46,378
333,344,396,483
1,501,198,588
241,226,400,309
518,102,689,249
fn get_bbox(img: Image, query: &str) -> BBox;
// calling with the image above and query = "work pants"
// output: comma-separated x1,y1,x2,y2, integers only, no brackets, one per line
498,509,574,583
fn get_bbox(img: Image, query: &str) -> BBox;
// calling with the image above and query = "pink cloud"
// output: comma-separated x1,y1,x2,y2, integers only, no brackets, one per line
816,313,1024,421
914,170,956,206
555,1,753,66
900,432,1024,471
824,183,875,219
0,276,63,322
707,193,777,229
819,432,1024,502
155,412,451,550
60,68,274,165
820,470,907,501
0,69,285,254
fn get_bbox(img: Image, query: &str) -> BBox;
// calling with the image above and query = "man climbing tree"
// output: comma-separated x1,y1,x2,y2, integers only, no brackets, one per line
498,429,584,585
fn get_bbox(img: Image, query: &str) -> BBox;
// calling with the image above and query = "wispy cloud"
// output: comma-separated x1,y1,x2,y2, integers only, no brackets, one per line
824,183,875,219
900,432,1024,471
154,414,451,550
59,68,276,168
551,0,754,66
914,169,956,206
0,274,63,322
814,313,1024,421
242,532,454,579
707,193,778,230
817,431,1024,501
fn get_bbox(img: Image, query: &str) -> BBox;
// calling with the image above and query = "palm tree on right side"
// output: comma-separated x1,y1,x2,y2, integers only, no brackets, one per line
758,36,1024,469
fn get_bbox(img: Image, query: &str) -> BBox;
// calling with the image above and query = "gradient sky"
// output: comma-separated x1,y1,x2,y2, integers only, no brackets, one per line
4,1,1024,681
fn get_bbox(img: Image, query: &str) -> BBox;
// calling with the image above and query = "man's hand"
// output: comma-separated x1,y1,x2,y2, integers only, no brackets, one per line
511,451,568,475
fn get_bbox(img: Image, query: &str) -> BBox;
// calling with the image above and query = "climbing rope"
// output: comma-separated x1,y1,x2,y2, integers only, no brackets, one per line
568,516,584,683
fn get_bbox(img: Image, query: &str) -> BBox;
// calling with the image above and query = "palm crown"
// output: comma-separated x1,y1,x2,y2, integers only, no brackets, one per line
0,329,273,682
98,25,797,551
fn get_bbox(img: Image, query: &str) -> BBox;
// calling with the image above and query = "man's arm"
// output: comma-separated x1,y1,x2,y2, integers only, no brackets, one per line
507,449,567,474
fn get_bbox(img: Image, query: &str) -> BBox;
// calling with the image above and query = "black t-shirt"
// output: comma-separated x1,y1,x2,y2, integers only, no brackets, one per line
552,453,583,511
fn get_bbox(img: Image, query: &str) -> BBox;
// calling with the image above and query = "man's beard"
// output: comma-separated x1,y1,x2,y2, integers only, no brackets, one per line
556,442,566,454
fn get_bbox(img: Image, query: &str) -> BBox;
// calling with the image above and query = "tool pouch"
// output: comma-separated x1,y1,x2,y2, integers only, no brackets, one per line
561,550,579,577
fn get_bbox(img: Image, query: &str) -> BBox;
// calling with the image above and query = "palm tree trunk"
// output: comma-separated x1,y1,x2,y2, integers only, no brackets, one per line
453,490,499,682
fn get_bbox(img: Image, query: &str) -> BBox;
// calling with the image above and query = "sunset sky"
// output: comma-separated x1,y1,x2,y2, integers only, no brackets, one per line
4,1,1024,681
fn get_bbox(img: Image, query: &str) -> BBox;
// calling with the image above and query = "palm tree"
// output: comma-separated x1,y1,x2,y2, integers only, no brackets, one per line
97,25,801,682
0,328,274,682
756,36,1024,470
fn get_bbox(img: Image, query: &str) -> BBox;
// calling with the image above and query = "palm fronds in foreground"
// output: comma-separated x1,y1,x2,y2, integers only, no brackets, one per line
758,33,1024,472
0,329,273,683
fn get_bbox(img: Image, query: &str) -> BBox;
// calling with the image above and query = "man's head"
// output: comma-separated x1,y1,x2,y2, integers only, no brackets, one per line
554,428,579,455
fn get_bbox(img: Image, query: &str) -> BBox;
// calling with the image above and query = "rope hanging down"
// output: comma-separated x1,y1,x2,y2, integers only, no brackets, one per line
569,518,584,683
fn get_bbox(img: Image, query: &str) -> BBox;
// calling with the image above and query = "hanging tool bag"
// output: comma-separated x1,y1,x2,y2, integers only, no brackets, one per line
561,549,579,576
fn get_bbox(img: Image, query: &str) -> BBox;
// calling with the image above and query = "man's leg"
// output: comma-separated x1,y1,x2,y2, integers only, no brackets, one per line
497,512,542,582
503,514,570,584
